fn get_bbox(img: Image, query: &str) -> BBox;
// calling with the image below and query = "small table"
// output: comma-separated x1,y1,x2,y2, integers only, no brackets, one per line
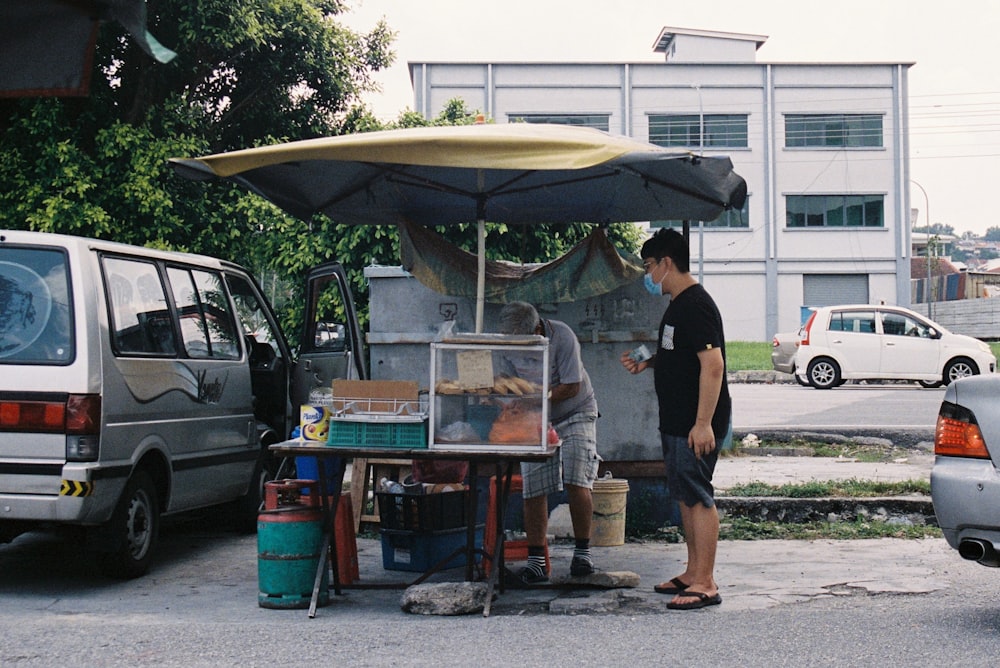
269,440,558,617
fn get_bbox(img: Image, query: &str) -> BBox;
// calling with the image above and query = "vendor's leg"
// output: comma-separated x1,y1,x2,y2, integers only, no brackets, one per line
519,457,561,584
559,413,600,575
566,484,592,541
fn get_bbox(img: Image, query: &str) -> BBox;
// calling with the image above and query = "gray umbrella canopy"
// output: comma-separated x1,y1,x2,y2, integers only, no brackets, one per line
171,123,747,329
171,123,746,226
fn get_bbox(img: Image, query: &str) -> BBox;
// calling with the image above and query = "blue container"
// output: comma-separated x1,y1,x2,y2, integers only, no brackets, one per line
295,456,344,496
257,502,329,610
380,526,484,573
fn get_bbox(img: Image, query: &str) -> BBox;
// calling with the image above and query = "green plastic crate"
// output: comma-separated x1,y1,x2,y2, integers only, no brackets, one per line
327,418,428,449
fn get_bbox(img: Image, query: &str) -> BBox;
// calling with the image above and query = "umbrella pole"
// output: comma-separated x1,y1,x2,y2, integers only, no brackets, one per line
476,219,485,333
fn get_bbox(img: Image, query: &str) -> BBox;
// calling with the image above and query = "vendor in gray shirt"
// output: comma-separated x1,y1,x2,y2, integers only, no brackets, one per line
498,301,600,584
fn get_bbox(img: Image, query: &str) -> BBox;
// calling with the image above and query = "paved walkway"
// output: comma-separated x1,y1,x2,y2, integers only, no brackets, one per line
351,451,951,615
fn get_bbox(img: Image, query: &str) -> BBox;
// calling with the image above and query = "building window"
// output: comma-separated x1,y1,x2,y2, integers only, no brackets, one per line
648,114,748,149
508,114,610,131
786,195,884,228
652,198,750,229
785,114,883,148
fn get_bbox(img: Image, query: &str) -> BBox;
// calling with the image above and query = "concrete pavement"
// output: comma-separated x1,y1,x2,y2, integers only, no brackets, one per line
345,447,952,615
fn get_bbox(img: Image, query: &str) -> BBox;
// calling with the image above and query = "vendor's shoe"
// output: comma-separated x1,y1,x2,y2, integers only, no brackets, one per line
570,555,595,577
517,563,549,585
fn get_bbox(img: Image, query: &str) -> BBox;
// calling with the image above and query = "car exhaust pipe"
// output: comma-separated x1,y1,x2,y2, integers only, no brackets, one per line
958,539,1000,567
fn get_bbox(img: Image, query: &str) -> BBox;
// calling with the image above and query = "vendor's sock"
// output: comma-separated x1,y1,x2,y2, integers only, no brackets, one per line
525,546,547,577
573,539,592,563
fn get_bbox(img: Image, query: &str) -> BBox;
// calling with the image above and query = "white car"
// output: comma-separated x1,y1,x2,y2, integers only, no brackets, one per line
794,304,996,389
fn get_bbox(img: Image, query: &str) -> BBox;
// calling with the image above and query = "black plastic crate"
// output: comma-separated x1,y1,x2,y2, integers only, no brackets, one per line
376,489,467,531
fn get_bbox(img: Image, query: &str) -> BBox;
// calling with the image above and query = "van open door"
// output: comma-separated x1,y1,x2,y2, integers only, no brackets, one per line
291,262,367,408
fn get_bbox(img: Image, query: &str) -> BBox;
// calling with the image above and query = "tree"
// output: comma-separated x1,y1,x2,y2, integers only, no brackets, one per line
985,226,1000,242
0,3,642,344
0,0,395,260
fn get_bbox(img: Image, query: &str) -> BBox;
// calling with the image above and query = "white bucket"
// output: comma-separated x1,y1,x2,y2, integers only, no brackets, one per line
591,474,629,547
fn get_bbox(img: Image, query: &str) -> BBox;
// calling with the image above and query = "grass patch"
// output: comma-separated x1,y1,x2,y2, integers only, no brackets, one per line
723,478,930,498
719,518,941,541
730,436,919,463
726,341,772,371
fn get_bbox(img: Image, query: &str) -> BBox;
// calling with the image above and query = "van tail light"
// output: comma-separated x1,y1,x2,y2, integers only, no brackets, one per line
0,394,101,462
935,402,990,459
801,311,817,346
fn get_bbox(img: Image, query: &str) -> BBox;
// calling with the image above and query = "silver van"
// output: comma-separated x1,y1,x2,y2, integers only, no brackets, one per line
0,230,364,578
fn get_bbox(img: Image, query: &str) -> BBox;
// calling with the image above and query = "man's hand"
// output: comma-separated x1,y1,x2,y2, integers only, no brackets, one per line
688,422,717,460
620,350,651,375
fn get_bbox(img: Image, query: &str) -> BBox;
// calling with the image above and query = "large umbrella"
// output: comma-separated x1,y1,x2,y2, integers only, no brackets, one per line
171,123,746,330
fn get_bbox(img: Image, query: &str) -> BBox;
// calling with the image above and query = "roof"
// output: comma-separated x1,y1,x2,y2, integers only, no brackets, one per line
652,27,768,53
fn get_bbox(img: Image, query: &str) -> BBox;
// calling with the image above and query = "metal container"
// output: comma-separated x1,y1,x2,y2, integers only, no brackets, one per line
257,480,329,610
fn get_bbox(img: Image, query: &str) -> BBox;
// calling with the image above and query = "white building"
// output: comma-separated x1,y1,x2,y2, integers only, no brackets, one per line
409,27,913,341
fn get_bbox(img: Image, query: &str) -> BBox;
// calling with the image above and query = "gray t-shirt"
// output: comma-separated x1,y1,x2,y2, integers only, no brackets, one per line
542,319,598,423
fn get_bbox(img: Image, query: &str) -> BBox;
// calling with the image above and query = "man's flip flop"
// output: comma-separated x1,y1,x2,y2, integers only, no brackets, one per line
667,591,722,610
653,577,689,595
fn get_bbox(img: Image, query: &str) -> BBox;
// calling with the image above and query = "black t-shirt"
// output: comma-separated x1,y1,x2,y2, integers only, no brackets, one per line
652,283,731,438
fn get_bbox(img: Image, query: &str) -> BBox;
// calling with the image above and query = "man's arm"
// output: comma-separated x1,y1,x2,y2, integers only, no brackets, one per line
689,346,724,458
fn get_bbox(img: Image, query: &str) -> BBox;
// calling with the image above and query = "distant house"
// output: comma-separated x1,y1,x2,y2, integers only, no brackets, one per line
410,27,913,340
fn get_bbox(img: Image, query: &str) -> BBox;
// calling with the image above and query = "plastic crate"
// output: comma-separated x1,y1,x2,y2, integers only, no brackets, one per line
376,489,467,532
380,526,483,572
326,418,428,449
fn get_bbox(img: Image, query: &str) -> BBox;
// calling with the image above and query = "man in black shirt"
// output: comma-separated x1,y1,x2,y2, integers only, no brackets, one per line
620,228,731,610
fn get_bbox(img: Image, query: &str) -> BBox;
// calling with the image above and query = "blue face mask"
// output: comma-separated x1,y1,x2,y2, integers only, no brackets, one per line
643,271,662,296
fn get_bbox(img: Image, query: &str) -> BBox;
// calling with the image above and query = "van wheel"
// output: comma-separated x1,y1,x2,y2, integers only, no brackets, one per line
944,357,979,385
807,357,841,389
99,470,159,580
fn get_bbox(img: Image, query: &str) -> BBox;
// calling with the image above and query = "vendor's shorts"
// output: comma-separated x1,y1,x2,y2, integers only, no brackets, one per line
660,431,720,509
521,412,600,499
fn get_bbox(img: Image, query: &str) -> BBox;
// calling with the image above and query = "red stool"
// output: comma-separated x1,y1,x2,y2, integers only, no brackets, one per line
482,474,550,576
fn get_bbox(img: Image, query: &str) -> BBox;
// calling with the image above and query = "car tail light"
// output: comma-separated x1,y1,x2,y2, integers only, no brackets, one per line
935,402,989,459
801,311,817,346
772,337,779,348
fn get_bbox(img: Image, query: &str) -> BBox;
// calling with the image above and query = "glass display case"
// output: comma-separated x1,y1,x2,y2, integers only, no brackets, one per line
429,334,550,453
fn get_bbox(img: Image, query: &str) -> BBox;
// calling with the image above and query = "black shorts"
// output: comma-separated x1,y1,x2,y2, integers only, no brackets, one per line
660,431,719,508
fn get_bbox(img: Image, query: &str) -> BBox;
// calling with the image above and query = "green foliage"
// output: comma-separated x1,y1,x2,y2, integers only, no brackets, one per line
718,518,940,541
723,479,930,498
0,3,647,353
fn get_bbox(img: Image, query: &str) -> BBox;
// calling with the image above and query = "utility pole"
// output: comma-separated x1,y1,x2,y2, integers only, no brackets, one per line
911,180,933,321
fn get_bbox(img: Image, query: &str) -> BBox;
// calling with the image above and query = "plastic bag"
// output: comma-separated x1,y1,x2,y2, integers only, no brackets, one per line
488,402,542,444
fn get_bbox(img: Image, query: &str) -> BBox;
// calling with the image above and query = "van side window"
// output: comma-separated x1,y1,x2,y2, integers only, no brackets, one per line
225,273,281,363
103,257,176,355
167,267,240,359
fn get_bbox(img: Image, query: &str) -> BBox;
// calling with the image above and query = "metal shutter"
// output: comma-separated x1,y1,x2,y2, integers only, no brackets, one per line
803,274,869,307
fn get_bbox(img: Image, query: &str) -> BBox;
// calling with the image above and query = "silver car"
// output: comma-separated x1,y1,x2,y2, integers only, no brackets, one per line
931,374,1000,568
771,329,809,386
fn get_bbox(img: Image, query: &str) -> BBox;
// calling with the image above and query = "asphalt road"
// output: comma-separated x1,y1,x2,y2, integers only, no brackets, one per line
0,383,989,666
731,382,943,438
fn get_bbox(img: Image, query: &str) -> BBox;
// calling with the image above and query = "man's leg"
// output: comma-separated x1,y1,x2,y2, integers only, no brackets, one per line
673,501,719,603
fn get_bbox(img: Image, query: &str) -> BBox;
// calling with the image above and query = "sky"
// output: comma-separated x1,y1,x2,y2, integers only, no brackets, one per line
340,0,1000,237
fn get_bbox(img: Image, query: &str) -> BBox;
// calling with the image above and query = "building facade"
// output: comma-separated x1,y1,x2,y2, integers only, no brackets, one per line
409,27,913,341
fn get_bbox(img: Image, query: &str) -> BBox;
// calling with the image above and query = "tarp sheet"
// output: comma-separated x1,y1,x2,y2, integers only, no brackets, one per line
399,220,643,304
